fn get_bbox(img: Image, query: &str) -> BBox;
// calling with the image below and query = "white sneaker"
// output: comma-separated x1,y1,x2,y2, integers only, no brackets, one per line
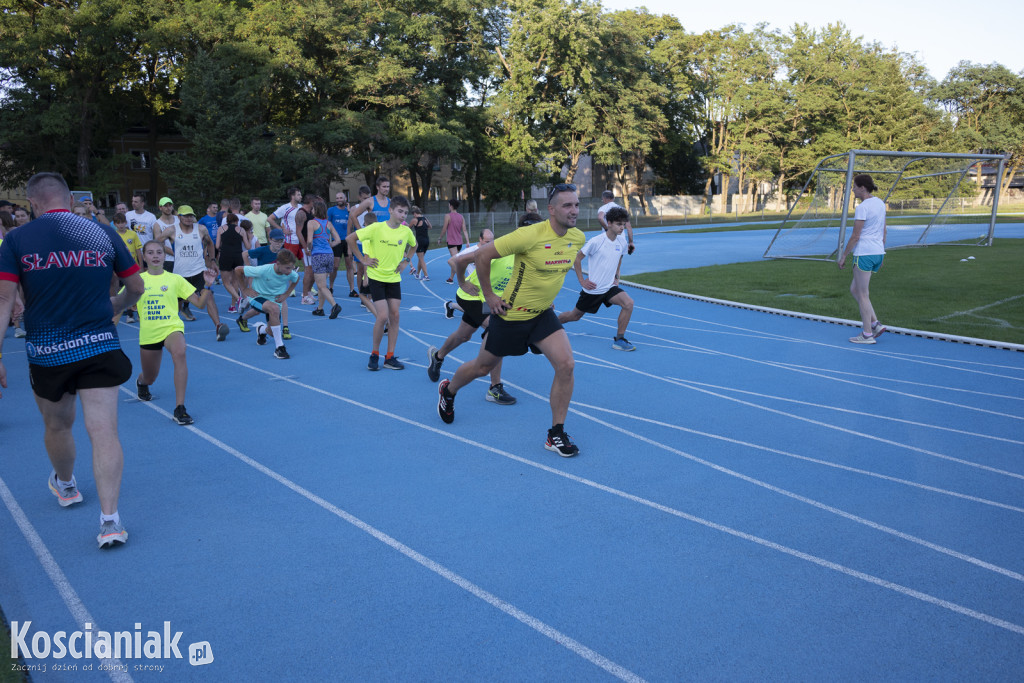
14,326,27,338
849,333,876,344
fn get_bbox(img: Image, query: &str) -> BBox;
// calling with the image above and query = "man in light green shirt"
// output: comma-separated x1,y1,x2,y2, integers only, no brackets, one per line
245,197,270,246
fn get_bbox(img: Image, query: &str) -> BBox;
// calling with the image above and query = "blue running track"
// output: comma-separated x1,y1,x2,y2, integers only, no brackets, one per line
2,228,1022,681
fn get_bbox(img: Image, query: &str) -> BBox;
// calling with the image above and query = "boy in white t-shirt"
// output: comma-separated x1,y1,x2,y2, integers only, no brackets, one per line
597,190,635,254
838,174,888,344
558,206,636,351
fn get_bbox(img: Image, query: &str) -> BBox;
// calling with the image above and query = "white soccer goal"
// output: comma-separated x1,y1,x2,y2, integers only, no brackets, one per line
764,150,1009,261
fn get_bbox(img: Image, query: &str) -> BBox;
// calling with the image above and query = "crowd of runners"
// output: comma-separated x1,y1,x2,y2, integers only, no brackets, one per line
0,166,895,549
0,173,651,548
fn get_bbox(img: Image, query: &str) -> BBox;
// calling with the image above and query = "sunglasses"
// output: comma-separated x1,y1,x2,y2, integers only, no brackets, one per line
548,183,577,200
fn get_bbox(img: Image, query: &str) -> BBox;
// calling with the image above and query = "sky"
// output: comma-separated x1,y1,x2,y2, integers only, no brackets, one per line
601,0,1023,81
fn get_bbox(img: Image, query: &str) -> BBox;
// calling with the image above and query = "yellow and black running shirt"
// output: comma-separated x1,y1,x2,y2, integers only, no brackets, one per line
494,220,584,321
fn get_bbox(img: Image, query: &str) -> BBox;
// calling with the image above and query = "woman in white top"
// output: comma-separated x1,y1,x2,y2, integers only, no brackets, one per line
838,174,887,344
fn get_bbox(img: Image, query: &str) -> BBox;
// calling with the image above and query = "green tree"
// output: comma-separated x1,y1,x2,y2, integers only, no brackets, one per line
683,25,780,210
498,0,609,182
935,62,1024,198
647,18,704,194
0,0,153,189
159,47,288,202
591,9,673,212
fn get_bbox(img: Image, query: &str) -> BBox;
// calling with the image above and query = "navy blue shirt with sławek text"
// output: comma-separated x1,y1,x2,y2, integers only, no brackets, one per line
0,210,140,366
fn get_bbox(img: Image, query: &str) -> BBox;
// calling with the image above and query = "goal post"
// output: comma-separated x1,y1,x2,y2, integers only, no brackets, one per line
763,150,1010,261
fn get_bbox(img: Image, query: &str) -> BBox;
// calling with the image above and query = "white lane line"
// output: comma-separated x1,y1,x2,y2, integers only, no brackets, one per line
0,477,134,683
576,316,1024,415
123,391,646,683
668,377,1024,446
568,398,1024,516
572,350,1024,481
297,325,1024,572
176,345,1024,634
769,361,1024,402
630,304,1024,376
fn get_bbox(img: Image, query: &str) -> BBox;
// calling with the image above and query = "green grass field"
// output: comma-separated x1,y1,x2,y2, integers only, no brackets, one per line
627,240,1024,345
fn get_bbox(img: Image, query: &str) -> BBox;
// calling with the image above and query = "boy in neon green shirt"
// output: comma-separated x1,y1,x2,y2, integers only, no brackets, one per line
346,196,415,370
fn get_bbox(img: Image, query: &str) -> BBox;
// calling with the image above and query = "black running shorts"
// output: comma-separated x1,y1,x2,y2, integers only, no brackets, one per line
367,278,401,302
484,308,562,357
458,298,488,329
29,350,133,403
574,286,625,315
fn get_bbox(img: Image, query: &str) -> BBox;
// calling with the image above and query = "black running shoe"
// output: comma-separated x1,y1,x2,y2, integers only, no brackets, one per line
274,345,290,359
136,379,152,402
545,429,579,457
216,323,229,341
329,303,342,319
437,380,455,424
486,383,516,405
443,301,455,319
173,405,194,426
349,290,358,298
312,307,325,316
383,356,404,370
367,353,379,371
256,328,267,346
427,346,444,382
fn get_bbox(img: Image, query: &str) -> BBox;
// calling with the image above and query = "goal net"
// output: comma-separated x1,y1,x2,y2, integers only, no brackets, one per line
764,150,1008,261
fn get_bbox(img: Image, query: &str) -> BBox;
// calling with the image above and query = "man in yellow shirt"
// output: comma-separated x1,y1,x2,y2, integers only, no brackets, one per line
436,184,584,456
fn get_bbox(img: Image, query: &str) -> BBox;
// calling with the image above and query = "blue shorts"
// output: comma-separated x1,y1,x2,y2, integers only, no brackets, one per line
248,296,282,313
853,254,884,273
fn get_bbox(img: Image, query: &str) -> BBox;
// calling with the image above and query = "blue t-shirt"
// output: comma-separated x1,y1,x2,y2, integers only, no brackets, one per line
0,210,140,366
327,205,350,236
247,246,279,266
197,215,219,245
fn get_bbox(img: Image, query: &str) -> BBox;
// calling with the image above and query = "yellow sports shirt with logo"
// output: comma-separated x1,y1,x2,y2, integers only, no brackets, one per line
137,271,195,344
493,220,584,321
355,221,414,284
